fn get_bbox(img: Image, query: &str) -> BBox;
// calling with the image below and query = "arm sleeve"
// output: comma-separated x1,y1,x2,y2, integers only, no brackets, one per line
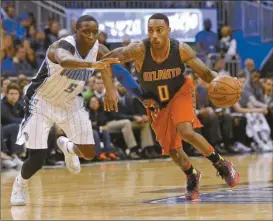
111,64,144,100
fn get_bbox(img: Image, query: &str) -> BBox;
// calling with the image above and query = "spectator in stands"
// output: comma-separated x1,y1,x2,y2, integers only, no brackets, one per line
244,70,267,106
35,28,46,66
22,39,37,69
195,18,218,54
87,96,119,161
1,83,24,125
1,77,11,99
28,12,36,27
1,0,12,20
195,78,234,153
2,5,17,36
26,25,37,48
263,78,273,139
3,34,15,57
1,131,17,169
16,12,31,41
35,28,46,52
13,46,32,75
17,74,30,96
58,29,69,39
232,72,271,151
44,21,60,48
214,58,230,75
220,25,237,59
98,31,110,49
1,83,25,166
106,84,155,159
244,58,256,80
83,75,95,102
263,78,273,106
93,76,106,101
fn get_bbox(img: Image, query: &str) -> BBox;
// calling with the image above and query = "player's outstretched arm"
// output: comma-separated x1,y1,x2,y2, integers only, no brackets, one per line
49,41,119,70
101,42,145,63
179,42,218,84
98,43,144,99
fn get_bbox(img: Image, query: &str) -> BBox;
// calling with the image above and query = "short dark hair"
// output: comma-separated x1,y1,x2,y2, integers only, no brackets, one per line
76,15,98,29
7,83,21,94
148,13,169,27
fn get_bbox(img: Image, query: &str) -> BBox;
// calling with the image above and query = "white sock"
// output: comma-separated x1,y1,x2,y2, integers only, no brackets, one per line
57,136,75,154
17,174,28,186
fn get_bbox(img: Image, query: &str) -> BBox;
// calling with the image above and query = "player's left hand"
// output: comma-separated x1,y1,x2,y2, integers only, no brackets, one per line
104,89,119,112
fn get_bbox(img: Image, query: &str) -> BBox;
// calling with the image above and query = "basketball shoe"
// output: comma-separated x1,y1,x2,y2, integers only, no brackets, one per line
57,137,81,174
185,169,201,200
10,176,27,206
213,159,239,188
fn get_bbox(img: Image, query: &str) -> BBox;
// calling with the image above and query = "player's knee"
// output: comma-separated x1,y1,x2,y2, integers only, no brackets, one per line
177,126,196,143
78,145,96,160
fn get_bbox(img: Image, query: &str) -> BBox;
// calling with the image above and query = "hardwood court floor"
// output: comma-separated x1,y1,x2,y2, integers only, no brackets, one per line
1,153,273,220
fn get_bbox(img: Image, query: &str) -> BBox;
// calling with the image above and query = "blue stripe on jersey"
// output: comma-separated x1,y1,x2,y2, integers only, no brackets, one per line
60,69,93,81
25,59,50,105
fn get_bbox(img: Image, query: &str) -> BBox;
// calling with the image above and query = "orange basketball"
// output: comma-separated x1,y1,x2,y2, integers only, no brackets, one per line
208,75,242,108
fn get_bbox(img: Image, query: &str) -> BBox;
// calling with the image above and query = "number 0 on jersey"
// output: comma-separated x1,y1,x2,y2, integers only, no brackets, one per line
157,85,170,102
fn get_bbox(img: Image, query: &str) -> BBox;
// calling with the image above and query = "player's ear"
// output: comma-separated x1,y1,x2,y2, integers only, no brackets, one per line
168,27,171,35
74,28,77,34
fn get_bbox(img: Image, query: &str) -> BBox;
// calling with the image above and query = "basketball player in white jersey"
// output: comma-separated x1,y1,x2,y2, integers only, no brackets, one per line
10,15,120,206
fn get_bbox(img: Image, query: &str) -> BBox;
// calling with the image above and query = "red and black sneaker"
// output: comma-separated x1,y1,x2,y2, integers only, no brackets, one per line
185,170,201,200
213,159,239,188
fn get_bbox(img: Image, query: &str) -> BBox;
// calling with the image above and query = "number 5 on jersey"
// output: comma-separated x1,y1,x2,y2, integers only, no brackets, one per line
157,85,170,102
64,83,78,93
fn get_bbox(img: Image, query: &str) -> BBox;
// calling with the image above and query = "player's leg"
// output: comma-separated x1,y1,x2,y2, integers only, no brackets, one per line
169,147,201,200
57,105,96,174
149,105,201,200
170,77,239,188
11,113,53,206
177,121,239,188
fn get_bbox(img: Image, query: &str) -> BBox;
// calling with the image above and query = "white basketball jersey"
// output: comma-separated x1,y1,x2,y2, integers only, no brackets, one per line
25,35,99,106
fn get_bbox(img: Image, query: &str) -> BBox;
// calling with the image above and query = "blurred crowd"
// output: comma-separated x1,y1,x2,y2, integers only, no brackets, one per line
1,2,273,172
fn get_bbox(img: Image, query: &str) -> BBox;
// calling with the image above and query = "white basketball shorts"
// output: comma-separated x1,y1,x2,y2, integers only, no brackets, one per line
16,95,94,149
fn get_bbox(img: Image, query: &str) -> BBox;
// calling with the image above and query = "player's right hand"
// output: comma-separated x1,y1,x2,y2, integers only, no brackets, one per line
104,89,119,112
92,58,120,70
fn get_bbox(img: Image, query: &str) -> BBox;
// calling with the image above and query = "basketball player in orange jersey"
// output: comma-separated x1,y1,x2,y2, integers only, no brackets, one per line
102,13,239,200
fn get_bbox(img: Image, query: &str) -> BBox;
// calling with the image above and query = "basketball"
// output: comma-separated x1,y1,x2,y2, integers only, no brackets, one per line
208,75,242,108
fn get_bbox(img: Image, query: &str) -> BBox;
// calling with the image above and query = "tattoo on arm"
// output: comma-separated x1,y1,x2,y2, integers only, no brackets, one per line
101,42,144,63
180,42,218,83
97,44,110,60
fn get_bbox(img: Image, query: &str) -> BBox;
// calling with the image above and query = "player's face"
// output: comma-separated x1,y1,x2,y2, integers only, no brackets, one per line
76,21,98,48
89,97,100,111
94,78,105,93
7,89,20,105
148,19,170,49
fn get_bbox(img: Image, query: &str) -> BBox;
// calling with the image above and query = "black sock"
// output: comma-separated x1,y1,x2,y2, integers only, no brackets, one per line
184,165,195,176
207,151,222,164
